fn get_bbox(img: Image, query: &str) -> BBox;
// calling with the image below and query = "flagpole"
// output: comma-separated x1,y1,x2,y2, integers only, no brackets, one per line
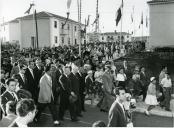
142,13,143,42
32,1,35,49
120,0,123,49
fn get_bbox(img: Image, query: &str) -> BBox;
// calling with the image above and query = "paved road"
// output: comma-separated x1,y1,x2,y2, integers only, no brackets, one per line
30,103,108,127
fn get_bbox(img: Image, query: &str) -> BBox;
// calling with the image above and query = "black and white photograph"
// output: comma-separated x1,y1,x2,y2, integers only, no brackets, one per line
0,0,174,127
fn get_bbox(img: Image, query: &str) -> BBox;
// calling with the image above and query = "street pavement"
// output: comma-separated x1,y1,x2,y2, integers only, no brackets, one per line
29,99,174,127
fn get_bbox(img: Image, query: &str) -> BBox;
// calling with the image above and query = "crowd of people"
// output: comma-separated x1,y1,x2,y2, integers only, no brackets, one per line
0,43,173,127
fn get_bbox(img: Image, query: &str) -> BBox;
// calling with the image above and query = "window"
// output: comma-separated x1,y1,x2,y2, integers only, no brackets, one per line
61,23,64,29
54,36,58,43
31,36,35,48
127,35,129,38
74,26,77,31
62,37,64,44
67,24,70,30
54,21,57,28
102,37,104,40
75,39,77,45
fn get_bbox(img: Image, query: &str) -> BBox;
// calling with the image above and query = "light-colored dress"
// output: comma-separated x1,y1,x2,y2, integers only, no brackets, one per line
145,83,158,105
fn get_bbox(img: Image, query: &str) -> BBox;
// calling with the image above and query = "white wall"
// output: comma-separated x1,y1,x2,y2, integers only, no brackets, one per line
20,18,50,48
50,18,60,47
9,22,20,43
0,24,9,43
149,2,174,49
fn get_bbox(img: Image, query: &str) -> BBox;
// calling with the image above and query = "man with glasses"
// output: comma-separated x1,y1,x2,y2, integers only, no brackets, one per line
1,78,19,116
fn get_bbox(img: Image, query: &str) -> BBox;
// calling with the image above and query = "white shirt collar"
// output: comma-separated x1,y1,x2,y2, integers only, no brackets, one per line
16,119,28,128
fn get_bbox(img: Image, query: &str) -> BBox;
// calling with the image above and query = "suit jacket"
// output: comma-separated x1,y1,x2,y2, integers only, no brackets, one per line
25,68,37,96
59,74,71,96
140,72,149,87
76,72,86,94
68,72,80,95
102,72,114,94
51,69,62,95
108,101,127,127
0,91,18,113
13,74,28,90
38,74,54,103
0,114,17,127
33,66,44,86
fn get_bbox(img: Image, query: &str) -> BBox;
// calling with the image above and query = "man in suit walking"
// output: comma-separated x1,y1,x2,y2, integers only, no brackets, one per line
69,64,82,118
25,59,37,102
76,66,86,112
59,66,78,122
33,58,44,100
35,64,61,126
108,87,127,127
13,65,28,90
1,78,19,115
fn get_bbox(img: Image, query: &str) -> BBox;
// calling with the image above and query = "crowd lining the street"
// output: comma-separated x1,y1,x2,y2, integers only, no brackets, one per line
0,42,173,127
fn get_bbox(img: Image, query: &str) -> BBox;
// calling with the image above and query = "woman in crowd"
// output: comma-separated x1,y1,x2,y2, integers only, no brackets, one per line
145,77,158,115
116,68,127,89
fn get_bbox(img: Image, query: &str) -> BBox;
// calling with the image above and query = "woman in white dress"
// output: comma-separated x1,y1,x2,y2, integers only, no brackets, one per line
145,77,158,115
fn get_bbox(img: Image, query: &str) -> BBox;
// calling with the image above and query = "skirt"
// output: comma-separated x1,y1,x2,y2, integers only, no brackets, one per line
145,94,158,105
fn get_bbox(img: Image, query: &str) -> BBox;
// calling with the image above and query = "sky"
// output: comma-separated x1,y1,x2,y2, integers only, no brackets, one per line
0,0,150,36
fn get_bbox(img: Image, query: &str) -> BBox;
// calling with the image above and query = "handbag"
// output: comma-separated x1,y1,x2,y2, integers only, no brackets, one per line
69,94,78,103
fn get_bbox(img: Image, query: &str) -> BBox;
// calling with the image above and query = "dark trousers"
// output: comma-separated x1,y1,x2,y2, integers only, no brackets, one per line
142,86,148,101
75,94,82,115
80,93,85,111
59,92,77,120
162,87,171,109
35,99,59,121
158,86,165,102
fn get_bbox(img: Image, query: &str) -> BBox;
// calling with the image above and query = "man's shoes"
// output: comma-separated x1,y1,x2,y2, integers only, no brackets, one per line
100,109,108,112
77,114,83,117
82,109,86,112
54,120,61,126
165,108,171,111
71,118,79,122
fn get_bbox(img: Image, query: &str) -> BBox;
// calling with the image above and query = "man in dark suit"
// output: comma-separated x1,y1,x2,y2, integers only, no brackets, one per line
25,59,37,102
76,66,86,112
68,64,82,118
33,58,44,101
51,59,63,105
59,66,78,121
13,65,28,90
1,78,19,115
140,67,149,101
108,87,127,127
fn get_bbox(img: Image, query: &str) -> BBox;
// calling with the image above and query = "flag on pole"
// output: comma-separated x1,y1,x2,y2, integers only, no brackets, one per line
67,0,72,9
86,15,90,26
24,3,34,14
115,7,122,26
146,15,148,27
92,13,99,25
131,13,133,23
121,0,124,8
141,12,143,24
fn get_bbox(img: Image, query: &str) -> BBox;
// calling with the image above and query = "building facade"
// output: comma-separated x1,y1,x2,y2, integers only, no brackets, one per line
147,0,174,50
86,32,132,43
0,11,84,48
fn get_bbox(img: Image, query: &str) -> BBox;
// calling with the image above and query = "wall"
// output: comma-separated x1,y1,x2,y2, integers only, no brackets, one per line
9,22,20,43
20,18,50,48
0,24,9,42
50,18,60,47
149,2,174,49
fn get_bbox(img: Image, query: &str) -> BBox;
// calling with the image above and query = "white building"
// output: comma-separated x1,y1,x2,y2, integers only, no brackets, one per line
147,0,174,50
87,32,132,43
0,11,85,48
